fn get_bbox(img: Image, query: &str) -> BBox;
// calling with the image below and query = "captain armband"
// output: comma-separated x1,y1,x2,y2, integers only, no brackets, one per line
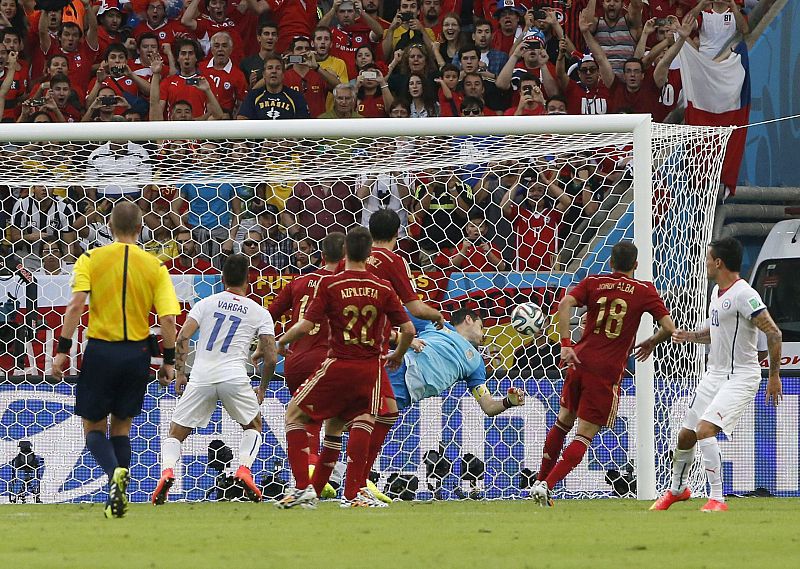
471,384,490,401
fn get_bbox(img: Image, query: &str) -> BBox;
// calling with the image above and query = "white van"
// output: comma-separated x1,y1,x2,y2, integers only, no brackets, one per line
749,219,800,371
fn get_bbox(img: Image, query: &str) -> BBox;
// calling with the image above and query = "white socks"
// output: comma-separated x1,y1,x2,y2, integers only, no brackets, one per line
670,446,696,495
162,437,182,471
698,437,724,502
239,429,261,468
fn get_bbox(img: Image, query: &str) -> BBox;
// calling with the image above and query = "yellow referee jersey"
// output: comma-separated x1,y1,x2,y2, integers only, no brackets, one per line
71,242,181,342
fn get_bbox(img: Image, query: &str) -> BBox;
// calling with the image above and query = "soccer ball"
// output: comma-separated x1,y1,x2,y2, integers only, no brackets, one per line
510,302,545,336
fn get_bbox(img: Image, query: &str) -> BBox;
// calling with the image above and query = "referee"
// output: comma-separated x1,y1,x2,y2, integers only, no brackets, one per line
53,201,181,518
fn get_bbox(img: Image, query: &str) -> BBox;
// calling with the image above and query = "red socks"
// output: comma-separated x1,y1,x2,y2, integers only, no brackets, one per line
538,420,571,481
306,421,322,468
545,436,591,490
345,420,373,501
285,424,310,489
363,412,397,480
312,435,342,496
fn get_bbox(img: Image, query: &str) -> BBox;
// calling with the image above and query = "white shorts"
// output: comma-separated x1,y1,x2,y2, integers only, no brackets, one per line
682,371,760,436
171,379,260,429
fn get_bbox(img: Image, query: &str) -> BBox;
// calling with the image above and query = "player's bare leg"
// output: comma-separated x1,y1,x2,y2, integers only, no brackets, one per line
276,400,318,509
537,407,576,483
152,422,192,506
235,415,263,502
695,420,727,511
533,418,601,507
362,395,398,504
651,427,696,511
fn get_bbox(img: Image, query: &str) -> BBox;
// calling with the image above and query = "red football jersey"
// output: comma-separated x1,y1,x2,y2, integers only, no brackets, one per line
357,92,388,118
267,0,319,55
569,273,669,379
564,80,610,115
304,270,409,360
283,68,329,118
658,67,682,119
193,14,246,64
1,62,30,120
337,246,418,305
508,205,561,271
201,60,248,113
268,268,333,371
133,19,190,46
44,42,99,91
159,74,207,117
330,24,376,78
609,73,664,121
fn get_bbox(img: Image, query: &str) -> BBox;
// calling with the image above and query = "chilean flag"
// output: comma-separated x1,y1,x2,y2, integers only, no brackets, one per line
679,41,751,195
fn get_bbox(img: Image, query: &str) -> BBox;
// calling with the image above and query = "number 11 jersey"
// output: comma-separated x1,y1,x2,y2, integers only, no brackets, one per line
188,290,275,384
569,273,669,379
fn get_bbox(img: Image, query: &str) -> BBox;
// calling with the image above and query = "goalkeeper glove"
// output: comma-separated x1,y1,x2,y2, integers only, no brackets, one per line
503,387,525,408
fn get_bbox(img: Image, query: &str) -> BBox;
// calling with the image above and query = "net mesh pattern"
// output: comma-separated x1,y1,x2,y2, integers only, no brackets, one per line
0,122,741,503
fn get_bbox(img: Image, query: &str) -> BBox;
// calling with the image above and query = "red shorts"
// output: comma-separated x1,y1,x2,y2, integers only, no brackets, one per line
284,349,327,394
294,357,384,422
560,367,622,428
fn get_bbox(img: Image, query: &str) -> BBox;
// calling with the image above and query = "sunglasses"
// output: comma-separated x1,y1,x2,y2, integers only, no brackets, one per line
243,240,260,247
461,108,481,116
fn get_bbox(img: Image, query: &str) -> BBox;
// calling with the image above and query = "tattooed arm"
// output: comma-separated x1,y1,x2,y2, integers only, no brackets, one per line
256,334,277,404
172,317,199,396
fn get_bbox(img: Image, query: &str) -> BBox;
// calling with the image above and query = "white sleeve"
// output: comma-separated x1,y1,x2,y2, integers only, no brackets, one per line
736,286,767,320
187,297,206,325
257,307,275,337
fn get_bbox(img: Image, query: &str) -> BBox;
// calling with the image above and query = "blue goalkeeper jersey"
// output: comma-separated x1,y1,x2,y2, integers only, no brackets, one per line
390,322,486,409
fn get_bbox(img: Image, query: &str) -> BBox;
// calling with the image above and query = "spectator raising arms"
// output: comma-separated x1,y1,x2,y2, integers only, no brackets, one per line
434,212,506,272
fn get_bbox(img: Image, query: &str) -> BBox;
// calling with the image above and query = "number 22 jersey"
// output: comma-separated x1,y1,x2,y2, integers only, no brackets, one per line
569,273,669,379
188,291,275,384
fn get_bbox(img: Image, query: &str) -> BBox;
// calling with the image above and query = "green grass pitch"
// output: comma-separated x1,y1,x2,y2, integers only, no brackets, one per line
3,499,799,569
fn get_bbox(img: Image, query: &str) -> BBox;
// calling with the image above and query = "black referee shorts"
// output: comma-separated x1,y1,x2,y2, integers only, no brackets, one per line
75,339,152,422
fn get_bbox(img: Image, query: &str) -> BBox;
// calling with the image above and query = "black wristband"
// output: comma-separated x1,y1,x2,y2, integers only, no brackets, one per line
502,396,512,410
162,347,176,365
57,336,73,354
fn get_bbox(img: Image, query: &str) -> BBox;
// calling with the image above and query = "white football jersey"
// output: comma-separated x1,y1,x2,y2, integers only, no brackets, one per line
707,279,766,376
699,9,738,58
187,291,274,384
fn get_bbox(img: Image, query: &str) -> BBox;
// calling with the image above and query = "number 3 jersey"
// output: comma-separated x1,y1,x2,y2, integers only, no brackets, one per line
569,272,669,379
188,291,275,384
707,279,766,377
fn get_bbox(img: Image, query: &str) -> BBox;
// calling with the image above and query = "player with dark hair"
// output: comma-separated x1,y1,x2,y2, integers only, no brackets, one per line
389,307,525,414
355,207,444,501
261,232,345,497
152,253,278,505
531,240,676,506
275,227,416,509
652,237,782,512
52,201,180,518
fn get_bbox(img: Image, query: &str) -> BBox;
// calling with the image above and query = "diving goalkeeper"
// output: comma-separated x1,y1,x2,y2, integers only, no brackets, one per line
390,307,525,414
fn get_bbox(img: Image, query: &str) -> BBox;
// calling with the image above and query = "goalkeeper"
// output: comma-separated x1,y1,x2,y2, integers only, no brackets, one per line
389,307,524,414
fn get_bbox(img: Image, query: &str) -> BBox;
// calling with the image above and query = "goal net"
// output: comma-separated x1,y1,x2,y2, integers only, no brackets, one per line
0,117,732,504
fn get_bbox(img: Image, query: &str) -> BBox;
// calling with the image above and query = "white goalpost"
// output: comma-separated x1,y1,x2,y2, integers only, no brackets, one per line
0,116,732,503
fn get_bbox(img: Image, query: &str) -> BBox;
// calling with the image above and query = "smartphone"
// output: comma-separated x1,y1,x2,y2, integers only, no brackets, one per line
185,77,200,86
110,66,126,76
655,18,669,26
29,98,46,106
362,70,377,80
287,55,305,65
400,12,414,22
524,41,542,51
99,95,117,105
522,85,533,96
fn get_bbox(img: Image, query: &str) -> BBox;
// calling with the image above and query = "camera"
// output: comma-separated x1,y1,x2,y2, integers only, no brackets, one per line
533,9,547,20
362,70,377,80
185,77,200,86
28,98,46,107
99,95,117,106
655,18,669,27
110,66,126,76
400,12,414,22
522,84,533,96
524,39,543,50
287,54,305,65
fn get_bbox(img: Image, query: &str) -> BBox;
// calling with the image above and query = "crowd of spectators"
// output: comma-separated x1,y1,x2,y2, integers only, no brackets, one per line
0,0,753,276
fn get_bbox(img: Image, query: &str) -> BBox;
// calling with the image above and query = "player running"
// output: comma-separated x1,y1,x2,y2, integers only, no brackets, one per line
275,227,415,509
651,237,782,512
152,254,278,505
264,232,344,497
531,241,676,506
389,307,525,415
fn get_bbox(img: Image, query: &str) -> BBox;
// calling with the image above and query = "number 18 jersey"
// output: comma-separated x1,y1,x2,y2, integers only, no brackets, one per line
569,272,669,379
188,291,275,384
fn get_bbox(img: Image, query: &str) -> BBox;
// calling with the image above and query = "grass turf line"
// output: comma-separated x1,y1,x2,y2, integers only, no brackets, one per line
2,499,799,569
